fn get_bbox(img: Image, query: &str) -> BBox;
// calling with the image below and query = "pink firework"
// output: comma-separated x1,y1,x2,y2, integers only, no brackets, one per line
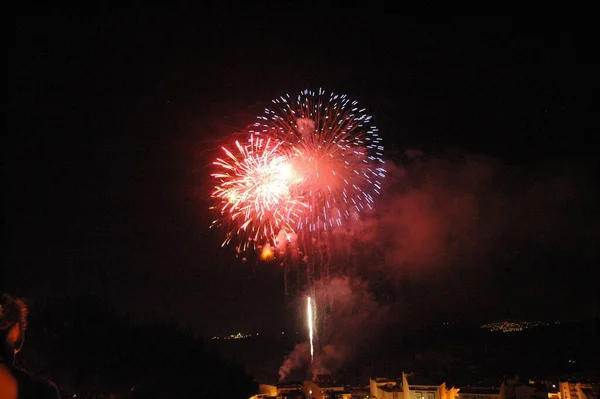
249,88,386,233
211,135,304,250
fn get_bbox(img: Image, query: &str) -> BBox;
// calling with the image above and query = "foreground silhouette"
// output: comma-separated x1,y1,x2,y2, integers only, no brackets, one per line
15,294,257,398
1,292,61,399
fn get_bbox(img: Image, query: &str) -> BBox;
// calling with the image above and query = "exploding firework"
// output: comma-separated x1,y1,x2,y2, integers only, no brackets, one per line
249,88,386,233
212,89,385,251
211,134,304,250
211,89,385,297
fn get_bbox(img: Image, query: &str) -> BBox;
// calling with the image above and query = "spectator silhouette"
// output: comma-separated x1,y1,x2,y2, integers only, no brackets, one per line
1,292,61,399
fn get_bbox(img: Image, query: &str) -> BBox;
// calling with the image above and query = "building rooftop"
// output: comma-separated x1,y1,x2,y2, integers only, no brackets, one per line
448,377,504,389
459,387,502,395
315,374,336,386
381,385,403,392
277,382,303,390
372,377,400,383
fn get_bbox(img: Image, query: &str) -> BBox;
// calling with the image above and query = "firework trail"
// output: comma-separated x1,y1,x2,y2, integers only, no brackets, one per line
307,296,315,366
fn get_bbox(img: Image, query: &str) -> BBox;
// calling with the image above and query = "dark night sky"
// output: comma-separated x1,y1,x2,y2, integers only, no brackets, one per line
5,13,599,338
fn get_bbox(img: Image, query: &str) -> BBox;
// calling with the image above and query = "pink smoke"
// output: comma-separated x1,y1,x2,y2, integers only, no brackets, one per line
279,277,388,381
278,151,599,379
278,342,310,382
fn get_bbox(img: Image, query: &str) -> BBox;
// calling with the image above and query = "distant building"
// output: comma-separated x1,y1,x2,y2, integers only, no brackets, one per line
250,378,351,399
405,372,446,399
302,379,350,399
347,385,370,399
370,377,403,399
277,382,305,399
457,381,506,399
511,379,560,399
368,373,459,399
559,381,597,399
514,384,550,399
252,373,591,399
249,384,279,399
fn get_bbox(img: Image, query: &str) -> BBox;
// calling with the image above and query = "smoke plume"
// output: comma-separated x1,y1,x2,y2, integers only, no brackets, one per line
354,151,598,321
278,342,310,382
279,277,388,381
278,149,599,380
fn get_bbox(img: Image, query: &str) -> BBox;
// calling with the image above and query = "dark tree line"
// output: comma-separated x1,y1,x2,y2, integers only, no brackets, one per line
16,294,258,399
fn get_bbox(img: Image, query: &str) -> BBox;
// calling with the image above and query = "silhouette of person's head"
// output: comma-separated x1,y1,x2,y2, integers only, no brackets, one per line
0,293,27,365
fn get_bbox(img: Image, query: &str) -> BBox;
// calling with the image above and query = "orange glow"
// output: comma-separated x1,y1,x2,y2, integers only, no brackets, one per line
260,244,274,262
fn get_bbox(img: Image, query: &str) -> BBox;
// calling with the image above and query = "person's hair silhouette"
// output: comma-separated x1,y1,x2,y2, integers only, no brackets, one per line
1,292,61,399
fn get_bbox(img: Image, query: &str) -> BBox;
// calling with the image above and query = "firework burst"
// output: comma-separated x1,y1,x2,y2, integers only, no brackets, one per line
211,89,385,257
211,135,304,250
249,88,386,233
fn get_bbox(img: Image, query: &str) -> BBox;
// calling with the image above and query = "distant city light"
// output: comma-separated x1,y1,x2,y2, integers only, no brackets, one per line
211,332,259,340
480,320,552,332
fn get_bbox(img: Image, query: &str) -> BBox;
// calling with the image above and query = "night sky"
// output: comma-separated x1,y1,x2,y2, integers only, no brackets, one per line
6,13,599,339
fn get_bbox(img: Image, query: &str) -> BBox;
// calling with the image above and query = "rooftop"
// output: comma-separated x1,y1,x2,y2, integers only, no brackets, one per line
373,377,400,383
277,382,303,390
459,387,502,395
315,375,336,386
381,385,403,392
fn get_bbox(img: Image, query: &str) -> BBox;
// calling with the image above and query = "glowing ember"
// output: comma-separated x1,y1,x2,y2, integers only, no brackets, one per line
259,244,274,262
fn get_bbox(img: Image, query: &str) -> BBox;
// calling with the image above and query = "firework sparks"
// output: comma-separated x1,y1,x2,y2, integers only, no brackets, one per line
249,88,386,233
211,135,304,250
211,89,385,272
307,296,315,365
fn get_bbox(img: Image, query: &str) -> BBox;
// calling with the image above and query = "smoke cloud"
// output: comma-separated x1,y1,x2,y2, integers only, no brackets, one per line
278,149,599,380
354,151,598,321
278,277,388,381
278,342,310,382
312,277,388,377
